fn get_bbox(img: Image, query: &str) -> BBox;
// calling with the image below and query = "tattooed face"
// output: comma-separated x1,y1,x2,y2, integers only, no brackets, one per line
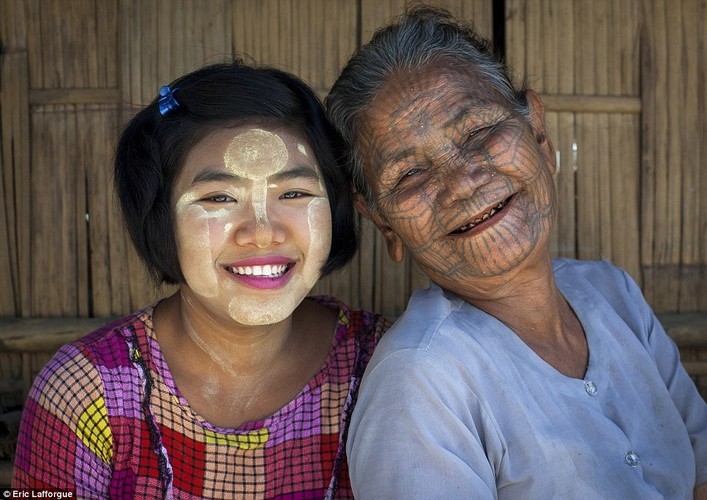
355,59,557,299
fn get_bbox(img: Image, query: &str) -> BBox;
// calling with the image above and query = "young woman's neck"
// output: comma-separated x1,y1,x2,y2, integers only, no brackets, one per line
176,290,295,377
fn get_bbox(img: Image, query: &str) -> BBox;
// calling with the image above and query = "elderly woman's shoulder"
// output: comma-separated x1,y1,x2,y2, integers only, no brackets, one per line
553,257,627,280
552,258,642,307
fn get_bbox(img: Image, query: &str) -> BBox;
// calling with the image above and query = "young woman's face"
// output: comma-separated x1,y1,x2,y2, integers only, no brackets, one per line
172,125,332,326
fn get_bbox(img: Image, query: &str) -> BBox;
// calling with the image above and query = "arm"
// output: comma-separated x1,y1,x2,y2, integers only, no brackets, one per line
695,483,707,500
619,270,707,486
12,346,113,496
346,348,498,499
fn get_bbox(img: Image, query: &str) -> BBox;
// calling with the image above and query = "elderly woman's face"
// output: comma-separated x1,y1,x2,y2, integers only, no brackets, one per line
355,60,557,297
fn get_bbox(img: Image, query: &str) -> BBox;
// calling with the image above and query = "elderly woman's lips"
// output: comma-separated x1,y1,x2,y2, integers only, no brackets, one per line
449,196,513,235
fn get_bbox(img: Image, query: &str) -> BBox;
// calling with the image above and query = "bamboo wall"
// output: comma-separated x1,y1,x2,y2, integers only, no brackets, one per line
0,0,705,323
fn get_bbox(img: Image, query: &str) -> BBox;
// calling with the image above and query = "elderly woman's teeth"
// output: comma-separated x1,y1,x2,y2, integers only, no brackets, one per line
453,199,509,234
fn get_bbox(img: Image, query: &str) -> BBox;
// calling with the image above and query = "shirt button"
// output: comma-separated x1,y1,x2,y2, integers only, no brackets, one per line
584,381,598,396
625,451,641,467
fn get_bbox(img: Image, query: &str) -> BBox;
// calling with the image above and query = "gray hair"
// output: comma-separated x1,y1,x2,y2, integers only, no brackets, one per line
325,5,529,205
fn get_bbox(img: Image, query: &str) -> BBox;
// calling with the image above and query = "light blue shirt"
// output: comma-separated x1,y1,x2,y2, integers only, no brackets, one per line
347,259,707,499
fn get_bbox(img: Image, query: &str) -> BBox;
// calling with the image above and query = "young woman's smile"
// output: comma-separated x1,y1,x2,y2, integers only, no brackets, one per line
172,126,332,326
224,255,295,289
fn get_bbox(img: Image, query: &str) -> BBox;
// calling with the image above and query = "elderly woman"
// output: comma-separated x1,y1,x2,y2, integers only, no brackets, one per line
325,6,707,499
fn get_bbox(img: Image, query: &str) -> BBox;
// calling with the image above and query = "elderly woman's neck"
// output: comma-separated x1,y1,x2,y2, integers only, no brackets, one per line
462,255,588,378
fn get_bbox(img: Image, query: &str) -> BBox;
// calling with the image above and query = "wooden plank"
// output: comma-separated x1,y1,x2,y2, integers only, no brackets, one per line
640,0,703,313
657,2,687,310
553,0,577,259
640,0,661,307
96,0,121,87
700,0,707,312
28,106,75,315
0,51,19,315
572,0,599,261
660,312,707,346
7,46,32,318
0,50,31,316
550,0,573,259
539,94,641,114
677,0,703,311
24,0,117,89
585,2,605,263
29,88,120,105
82,106,122,316
504,0,526,85
0,317,116,352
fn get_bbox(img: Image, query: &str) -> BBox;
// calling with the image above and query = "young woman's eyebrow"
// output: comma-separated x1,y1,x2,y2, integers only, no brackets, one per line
270,164,322,183
191,169,245,185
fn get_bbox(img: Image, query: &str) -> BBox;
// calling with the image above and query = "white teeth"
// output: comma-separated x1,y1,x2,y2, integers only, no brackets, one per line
229,264,289,277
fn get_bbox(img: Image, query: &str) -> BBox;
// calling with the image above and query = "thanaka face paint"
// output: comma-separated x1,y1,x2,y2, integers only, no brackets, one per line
173,126,332,326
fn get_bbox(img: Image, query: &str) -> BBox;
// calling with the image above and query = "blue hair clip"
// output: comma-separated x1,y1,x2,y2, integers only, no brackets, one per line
158,85,179,116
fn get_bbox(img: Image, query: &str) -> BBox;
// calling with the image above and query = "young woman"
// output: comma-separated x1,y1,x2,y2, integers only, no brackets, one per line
13,60,389,498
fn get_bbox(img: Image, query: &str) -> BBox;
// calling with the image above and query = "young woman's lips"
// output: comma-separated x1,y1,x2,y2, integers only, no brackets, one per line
224,257,295,290
449,194,515,236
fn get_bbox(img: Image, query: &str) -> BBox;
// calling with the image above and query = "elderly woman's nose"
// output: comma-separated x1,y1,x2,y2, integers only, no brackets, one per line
437,161,492,206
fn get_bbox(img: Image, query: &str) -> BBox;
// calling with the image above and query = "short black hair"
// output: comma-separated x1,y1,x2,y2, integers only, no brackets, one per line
115,59,357,284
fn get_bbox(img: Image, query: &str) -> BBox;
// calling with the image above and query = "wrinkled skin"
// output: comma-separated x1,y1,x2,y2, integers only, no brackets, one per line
355,59,557,304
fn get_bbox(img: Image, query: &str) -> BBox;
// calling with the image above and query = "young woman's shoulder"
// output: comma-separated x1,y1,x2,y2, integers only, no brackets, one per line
26,307,154,416
308,295,391,344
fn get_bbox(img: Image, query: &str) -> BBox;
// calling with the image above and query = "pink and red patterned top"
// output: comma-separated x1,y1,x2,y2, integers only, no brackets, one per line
12,296,389,499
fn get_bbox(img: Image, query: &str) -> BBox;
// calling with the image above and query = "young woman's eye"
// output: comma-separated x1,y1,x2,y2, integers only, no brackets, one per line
205,194,234,203
281,191,305,200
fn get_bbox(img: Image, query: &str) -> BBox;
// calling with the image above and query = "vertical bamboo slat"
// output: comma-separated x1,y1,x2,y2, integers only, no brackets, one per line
0,53,31,317
552,1,578,260
0,3,31,317
642,0,707,312
573,2,601,263
699,0,707,312
677,0,704,311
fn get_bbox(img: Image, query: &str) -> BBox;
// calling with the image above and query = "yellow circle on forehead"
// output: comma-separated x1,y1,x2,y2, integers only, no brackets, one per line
224,129,288,179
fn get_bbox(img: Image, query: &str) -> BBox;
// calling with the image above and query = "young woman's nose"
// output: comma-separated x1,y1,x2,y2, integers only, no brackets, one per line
233,202,285,248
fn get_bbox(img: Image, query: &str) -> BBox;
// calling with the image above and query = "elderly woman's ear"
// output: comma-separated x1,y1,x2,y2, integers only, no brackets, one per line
526,89,557,175
354,193,406,263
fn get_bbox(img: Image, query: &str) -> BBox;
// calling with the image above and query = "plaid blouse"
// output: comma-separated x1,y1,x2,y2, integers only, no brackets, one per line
12,296,389,499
